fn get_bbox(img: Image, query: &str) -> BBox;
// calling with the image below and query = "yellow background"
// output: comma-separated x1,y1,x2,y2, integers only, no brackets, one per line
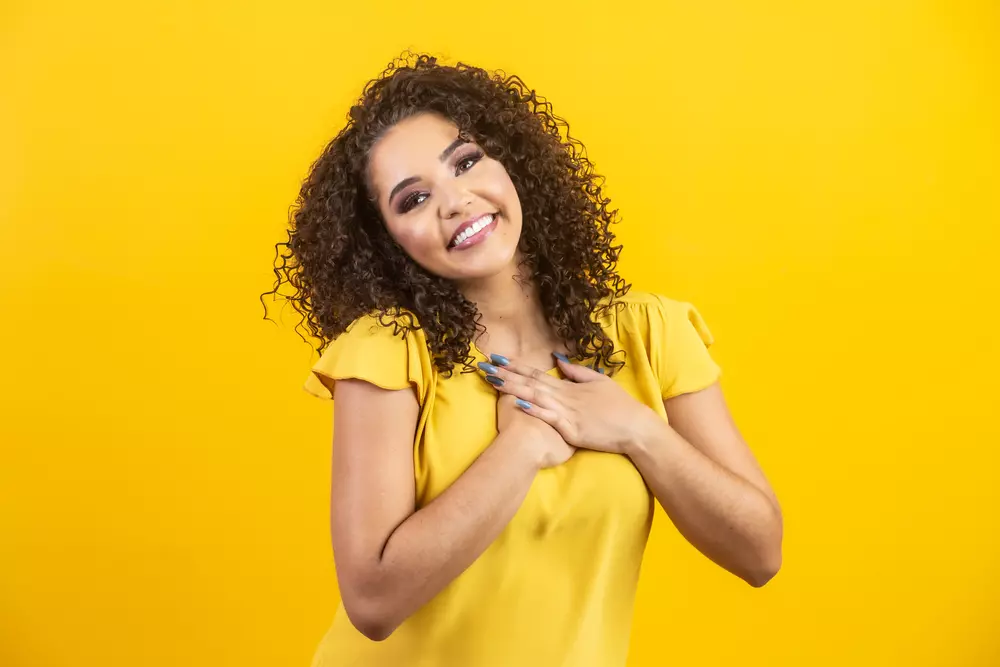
2,1,998,665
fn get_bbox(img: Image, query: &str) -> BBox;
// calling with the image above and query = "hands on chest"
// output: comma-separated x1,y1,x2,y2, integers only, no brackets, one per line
483,352,658,459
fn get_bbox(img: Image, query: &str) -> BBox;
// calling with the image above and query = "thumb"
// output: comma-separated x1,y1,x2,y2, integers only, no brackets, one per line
554,353,604,382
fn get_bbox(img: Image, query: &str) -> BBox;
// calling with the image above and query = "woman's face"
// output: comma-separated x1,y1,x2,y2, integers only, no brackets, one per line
367,112,523,282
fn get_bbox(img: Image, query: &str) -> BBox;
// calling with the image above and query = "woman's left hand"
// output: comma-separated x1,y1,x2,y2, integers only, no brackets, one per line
480,355,657,454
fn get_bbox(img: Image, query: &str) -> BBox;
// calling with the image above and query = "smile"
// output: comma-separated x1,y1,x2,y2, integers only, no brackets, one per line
448,213,498,250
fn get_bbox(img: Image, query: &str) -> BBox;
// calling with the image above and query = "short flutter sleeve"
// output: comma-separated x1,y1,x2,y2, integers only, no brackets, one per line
647,295,722,399
303,313,432,403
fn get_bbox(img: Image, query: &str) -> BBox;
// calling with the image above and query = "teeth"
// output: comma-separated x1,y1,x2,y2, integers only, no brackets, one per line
452,214,494,247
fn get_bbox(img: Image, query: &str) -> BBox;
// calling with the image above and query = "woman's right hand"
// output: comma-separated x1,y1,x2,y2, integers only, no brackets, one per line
497,394,575,469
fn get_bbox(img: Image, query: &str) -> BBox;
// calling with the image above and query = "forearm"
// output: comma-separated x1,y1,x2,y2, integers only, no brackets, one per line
352,430,539,636
626,413,782,587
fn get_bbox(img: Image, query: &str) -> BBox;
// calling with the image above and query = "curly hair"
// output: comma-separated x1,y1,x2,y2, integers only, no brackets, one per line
262,53,631,377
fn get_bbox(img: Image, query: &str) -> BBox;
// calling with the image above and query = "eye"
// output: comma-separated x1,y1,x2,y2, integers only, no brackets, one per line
398,191,429,214
455,150,485,175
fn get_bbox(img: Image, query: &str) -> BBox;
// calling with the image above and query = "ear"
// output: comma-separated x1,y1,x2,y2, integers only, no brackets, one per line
555,356,605,383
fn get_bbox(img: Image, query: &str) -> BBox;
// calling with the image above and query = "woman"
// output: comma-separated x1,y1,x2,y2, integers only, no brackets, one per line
264,54,782,667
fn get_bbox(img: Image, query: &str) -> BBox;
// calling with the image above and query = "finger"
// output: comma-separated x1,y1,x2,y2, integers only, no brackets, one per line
553,355,606,383
486,356,564,389
478,361,564,397
516,399,576,445
513,398,562,428
485,371,564,410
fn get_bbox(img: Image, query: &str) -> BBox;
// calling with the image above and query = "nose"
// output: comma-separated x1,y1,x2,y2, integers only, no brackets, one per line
437,180,472,220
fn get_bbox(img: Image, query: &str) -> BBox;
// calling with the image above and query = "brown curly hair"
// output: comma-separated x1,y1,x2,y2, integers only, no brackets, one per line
262,53,631,376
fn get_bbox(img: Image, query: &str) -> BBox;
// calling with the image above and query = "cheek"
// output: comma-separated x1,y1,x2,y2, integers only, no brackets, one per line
387,217,440,258
479,162,519,204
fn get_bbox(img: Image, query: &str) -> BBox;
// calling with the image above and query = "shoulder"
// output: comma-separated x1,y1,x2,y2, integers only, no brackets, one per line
597,290,714,346
303,309,433,401
327,308,428,356
598,289,721,398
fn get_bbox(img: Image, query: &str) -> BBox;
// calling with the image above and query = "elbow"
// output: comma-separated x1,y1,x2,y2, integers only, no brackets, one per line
342,594,399,642
340,577,401,642
353,617,396,643
745,513,783,588
745,549,782,588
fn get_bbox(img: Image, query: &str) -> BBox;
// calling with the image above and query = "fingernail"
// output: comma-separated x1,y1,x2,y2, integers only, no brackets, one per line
515,399,532,409
553,352,570,363
489,354,510,367
477,361,500,374
598,367,605,374
485,375,505,387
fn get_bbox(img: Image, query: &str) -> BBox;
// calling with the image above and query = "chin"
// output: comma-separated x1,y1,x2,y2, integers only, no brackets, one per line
455,244,521,281
433,237,519,282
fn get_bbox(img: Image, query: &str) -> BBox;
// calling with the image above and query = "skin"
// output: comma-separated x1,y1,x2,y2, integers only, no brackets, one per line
329,111,782,642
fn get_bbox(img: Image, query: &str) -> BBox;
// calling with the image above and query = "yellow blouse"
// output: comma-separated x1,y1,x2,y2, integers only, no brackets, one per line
304,290,721,667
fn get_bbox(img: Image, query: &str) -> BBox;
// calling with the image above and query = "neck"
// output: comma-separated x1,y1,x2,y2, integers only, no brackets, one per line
457,264,559,359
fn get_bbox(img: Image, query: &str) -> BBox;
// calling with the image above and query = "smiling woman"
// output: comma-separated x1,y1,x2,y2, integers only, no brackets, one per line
265,54,628,377
262,53,781,667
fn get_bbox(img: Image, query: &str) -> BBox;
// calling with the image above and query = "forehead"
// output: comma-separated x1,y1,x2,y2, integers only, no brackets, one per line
368,113,460,188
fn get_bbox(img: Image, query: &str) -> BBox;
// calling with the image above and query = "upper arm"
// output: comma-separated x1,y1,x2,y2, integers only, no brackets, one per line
330,378,419,595
664,384,779,510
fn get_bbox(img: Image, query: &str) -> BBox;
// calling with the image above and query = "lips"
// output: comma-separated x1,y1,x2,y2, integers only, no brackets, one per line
448,213,497,249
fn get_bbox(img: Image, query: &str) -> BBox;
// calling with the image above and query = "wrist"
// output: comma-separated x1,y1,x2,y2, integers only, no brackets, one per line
495,425,546,471
622,407,668,459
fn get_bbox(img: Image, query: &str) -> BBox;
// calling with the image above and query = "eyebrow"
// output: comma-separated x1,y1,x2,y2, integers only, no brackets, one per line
388,177,420,207
387,136,470,206
438,137,467,161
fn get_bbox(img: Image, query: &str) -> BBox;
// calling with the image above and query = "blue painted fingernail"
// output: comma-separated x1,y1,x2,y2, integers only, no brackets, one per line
553,352,570,363
477,361,499,374
489,354,510,367
485,375,504,387
516,399,532,409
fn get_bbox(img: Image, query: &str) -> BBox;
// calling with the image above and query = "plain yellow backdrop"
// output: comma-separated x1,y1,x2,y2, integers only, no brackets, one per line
2,1,998,665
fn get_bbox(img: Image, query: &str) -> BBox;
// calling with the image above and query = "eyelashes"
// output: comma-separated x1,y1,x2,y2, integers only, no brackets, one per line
454,149,484,174
396,150,486,214
398,191,428,214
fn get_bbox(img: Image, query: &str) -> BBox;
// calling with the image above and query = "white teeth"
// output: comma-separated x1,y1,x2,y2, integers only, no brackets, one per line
451,214,494,247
